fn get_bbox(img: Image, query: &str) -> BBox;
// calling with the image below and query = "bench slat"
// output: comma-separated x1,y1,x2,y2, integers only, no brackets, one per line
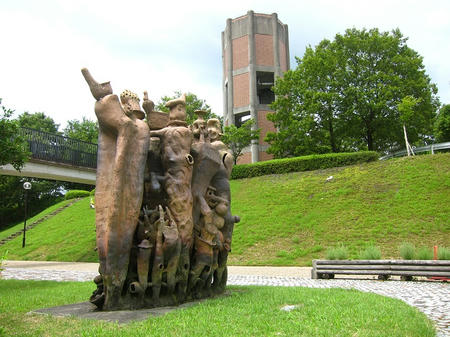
316,269,450,277
314,259,450,266
315,265,450,272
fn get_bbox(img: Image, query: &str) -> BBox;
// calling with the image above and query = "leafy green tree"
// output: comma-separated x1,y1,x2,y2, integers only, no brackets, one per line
268,28,439,157
0,99,30,170
18,112,60,133
222,119,260,164
155,91,219,125
434,104,450,142
63,117,98,143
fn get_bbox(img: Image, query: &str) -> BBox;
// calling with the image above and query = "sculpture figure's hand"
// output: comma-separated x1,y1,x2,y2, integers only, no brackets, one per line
81,68,112,101
142,90,154,115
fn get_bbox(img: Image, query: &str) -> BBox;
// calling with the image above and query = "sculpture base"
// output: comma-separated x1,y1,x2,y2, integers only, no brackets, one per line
31,294,228,324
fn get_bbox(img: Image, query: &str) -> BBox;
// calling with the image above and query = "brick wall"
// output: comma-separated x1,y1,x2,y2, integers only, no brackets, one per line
255,34,274,66
233,73,250,107
257,110,276,145
237,151,252,165
232,35,249,70
279,40,287,72
259,151,274,161
236,149,273,165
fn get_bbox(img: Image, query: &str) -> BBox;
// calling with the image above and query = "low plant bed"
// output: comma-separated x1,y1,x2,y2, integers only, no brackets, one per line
312,259,450,281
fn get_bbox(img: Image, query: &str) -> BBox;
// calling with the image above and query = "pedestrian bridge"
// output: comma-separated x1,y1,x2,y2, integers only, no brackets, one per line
0,127,97,184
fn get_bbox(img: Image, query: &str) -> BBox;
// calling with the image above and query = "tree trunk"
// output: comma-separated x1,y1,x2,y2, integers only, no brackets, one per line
328,120,338,152
366,128,374,151
366,110,374,151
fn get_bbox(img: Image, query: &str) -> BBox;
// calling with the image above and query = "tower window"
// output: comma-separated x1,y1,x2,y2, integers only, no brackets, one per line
235,111,251,128
257,71,275,104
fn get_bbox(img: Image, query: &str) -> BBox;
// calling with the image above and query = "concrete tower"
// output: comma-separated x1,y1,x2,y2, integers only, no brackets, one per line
222,11,290,164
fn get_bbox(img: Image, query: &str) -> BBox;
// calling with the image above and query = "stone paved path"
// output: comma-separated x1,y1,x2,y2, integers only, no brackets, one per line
2,267,449,336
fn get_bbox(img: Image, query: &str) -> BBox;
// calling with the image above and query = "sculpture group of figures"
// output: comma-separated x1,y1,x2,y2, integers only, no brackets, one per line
82,68,239,311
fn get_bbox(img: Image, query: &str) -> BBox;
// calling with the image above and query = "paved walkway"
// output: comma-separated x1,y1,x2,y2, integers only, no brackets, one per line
2,261,449,336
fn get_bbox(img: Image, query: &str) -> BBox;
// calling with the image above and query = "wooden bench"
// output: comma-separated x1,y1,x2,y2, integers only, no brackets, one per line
311,259,450,280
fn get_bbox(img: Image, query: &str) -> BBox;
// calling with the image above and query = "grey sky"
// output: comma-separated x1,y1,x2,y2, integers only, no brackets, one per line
1,0,449,129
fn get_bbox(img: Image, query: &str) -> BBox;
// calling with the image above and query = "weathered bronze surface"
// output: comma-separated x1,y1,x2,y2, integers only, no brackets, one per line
82,69,239,310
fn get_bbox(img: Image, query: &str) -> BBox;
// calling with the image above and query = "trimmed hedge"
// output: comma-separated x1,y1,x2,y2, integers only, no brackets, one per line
230,151,379,179
64,190,90,200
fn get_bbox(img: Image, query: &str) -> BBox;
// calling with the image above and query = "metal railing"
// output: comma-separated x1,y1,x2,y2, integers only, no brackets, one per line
18,127,98,168
380,142,450,160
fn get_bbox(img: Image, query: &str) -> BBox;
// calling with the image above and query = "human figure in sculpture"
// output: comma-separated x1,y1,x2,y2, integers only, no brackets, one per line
191,110,209,143
82,68,150,310
149,93,194,298
207,118,234,177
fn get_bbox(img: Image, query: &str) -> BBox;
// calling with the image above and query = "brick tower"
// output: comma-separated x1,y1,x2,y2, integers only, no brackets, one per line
222,11,290,164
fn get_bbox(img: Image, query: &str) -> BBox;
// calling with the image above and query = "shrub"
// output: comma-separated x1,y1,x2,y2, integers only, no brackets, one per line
359,246,382,260
399,242,416,260
230,151,378,179
416,247,433,260
64,190,90,200
90,188,95,196
438,247,450,260
326,245,349,260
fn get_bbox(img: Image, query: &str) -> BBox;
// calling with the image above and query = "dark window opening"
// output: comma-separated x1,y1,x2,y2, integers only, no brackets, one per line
257,71,275,104
235,111,251,128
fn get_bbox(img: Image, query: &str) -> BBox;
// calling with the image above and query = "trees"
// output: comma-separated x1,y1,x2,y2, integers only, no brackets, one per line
155,91,219,125
267,28,439,157
18,112,60,133
63,117,98,143
434,104,450,143
0,99,30,170
222,119,260,164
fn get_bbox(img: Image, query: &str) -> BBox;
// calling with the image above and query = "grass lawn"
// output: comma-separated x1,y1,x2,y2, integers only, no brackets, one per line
229,154,450,265
0,279,435,337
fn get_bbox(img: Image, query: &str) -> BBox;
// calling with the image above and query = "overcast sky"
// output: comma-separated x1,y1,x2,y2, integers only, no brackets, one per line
1,0,449,130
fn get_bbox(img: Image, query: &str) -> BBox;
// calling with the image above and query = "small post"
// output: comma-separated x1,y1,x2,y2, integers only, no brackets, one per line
403,124,411,157
433,245,438,260
22,182,32,248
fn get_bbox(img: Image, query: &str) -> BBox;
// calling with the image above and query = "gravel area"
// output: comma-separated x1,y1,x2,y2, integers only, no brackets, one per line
2,266,449,336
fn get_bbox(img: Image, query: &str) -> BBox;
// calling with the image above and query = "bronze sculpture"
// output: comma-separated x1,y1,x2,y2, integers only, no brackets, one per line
82,68,239,310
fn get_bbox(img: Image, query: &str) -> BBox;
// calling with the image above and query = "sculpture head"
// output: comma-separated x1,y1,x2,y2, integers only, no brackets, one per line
165,93,186,122
215,200,228,216
192,110,208,140
120,90,145,120
207,118,222,142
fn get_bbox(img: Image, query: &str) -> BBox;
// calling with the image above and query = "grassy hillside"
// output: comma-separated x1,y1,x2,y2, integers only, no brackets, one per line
1,197,97,262
1,153,449,265
0,199,73,241
229,153,449,265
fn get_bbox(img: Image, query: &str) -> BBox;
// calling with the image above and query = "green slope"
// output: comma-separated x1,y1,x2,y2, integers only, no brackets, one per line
229,153,450,265
0,199,73,241
1,153,449,265
1,197,97,262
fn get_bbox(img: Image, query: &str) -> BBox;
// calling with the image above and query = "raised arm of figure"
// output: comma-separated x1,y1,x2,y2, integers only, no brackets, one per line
81,68,127,133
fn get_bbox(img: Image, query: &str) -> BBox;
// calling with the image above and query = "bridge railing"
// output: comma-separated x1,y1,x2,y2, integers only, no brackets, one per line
19,127,98,169
380,142,450,160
